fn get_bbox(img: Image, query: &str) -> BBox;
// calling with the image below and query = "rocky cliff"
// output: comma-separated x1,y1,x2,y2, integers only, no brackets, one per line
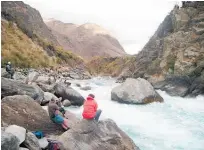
1,1,58,45
118,2,204,97
1,1,83,68
45,19,126,59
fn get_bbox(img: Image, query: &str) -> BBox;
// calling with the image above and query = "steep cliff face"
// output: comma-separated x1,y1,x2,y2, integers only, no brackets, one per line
1,1,58,45
1,1,83,68
120,2,204,96
45,19,126,59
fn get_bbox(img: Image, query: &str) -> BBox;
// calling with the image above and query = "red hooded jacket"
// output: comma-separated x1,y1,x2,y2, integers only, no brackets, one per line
82,96,98,119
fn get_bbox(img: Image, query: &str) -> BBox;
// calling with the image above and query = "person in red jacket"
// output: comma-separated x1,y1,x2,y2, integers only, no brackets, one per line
82,94,102,121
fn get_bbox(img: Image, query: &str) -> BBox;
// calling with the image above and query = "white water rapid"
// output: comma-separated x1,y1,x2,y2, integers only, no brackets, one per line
66,77,204,150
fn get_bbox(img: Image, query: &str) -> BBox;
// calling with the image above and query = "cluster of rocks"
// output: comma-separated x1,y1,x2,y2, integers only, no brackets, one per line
1,66,91,107
2,118,139,150
2,125,48,150
1,67,142,150
3,65,92,83
1,95,139,150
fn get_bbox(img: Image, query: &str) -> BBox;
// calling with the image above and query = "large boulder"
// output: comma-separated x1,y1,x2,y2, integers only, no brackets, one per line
1,130,19,150
1,68,11,78
189,76,204,96
5,125,26,145
38,138,49,149
111,78,163,104
13,72,26,81
35,75,55,85
1,68,8,76
154,76,191,97
58,119,139,150
188,62,204,96
1,95,63,135
80,86,91,91
1,77,44,104
62,99,71,107
25,71,39,84
64,111,80,128
37,82,55,93
23,132,41,150
42,92,58,105
54,83,84,106
25,71,39,83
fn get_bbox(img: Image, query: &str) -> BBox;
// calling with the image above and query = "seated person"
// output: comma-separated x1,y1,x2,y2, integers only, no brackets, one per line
55,97,66,115
48,98,69,130
82,94,102,122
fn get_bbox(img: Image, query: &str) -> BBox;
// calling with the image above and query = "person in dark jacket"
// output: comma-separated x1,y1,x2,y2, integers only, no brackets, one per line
82,94,102,121
6,62,14,79
48,98,69,130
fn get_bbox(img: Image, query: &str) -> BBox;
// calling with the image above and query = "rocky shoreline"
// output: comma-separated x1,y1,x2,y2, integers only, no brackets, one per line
1,64,203,149
1,68,141,150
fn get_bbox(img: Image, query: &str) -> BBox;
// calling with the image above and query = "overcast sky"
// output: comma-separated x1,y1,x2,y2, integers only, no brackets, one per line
24,0,180,54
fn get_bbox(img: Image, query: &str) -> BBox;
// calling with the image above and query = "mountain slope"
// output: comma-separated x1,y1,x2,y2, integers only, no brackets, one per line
86,56,136,77
45,19,126,59
1,1,58,46
132,2,204,78
1,20,54,68
118,2,204,96
1,1,83,68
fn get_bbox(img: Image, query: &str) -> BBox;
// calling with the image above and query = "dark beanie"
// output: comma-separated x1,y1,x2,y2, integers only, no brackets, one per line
88,94,95,98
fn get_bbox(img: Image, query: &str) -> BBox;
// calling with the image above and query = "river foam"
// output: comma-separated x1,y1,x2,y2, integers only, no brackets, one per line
67,77,204,150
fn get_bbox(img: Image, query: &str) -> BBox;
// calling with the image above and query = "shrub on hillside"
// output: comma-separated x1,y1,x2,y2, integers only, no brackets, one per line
166,54,176,73
1,21,83,68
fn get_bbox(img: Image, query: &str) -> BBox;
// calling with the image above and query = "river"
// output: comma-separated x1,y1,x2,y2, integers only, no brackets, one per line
66,77,204,150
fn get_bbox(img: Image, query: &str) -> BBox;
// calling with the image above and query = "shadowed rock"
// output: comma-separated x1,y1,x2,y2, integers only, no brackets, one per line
1,77,44,104
54,83,84,106
58,119,140,150
1,130,19,150
1,95,64,135
111,78,163,104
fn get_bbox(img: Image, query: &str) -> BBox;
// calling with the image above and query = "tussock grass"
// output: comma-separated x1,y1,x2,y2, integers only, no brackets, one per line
1,21,83,68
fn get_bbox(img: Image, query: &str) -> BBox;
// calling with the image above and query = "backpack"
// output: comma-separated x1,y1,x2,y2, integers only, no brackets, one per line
32,131,44,139
48,139,61,150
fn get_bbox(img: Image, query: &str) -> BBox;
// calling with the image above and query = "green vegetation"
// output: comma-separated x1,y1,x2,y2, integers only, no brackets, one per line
1,21,83,68
166,54,177,73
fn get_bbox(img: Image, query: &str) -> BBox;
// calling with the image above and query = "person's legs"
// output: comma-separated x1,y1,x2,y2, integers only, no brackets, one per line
10,70,14,79
11,72,14,79
61,123,68,130
94,109,102,121
7,71,12,79
61,118,69,130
